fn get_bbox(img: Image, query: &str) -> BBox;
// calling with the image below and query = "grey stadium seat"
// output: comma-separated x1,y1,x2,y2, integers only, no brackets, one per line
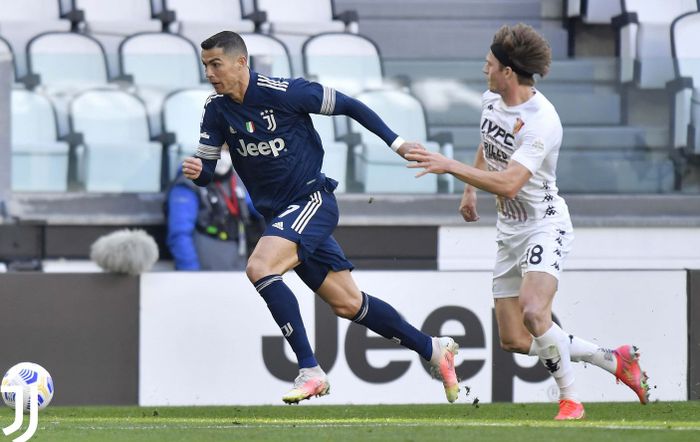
349,89,446,193
567,0,621,24
242,33,293,79
303,32,384,96
0,36,15,82
0,0,71,79
71,0,162,78
162,88,217,180
257,0,358,75
69,89,162,192
668,11,700,154
119,32,206,136
256,0,349,35
311,114,348,193
27,32,110,94
614,0,698,88
11,89,70,191
164,0,256,49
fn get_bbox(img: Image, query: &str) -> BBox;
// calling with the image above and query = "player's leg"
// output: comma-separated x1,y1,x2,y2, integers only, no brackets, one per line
246,235,320,371
519,271,584,417
495,285,649,404
246,205,331,404
517,224,584,419
311,266,460,403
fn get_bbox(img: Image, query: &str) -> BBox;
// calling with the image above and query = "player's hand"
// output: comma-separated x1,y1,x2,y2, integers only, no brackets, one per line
459,188,480,222
182,157,202,180
396,141,425,159
405,148,451,178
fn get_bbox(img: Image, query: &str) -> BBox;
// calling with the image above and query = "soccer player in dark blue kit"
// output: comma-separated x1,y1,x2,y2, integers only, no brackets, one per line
182,31,459,404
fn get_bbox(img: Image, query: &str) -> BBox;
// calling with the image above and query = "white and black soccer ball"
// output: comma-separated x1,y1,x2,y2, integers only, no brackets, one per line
1,362,54,413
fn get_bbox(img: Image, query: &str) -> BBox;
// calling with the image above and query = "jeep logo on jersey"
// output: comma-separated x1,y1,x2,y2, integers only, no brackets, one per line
236,138,286,157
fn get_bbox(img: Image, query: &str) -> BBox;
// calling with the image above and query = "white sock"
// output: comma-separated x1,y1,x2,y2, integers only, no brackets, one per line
534,324,578,402
550,323,617,374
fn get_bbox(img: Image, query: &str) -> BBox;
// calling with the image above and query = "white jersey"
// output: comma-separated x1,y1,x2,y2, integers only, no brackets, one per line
479,89,571,234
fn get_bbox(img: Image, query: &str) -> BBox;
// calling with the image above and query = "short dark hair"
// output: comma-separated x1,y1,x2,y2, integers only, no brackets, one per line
201,31,248,58
492,23,551,86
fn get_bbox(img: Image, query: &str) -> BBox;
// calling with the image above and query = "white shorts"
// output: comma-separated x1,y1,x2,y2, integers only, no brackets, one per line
492,221,574,299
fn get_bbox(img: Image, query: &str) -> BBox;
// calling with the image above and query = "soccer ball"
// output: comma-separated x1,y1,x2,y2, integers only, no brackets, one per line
1,362,54,413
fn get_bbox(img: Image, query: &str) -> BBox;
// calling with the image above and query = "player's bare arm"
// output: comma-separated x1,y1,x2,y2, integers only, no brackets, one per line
182,156,203,180
459,143,488,222
405,148,532,199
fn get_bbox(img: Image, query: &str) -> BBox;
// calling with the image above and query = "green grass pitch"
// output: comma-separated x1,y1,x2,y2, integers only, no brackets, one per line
1,402,698,441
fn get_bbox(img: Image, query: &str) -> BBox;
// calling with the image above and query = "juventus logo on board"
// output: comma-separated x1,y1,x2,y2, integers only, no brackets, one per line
262,109,277,131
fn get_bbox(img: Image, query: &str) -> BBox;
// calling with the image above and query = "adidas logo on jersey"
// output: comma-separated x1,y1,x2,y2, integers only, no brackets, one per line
235,138,286,157
272,221,284,230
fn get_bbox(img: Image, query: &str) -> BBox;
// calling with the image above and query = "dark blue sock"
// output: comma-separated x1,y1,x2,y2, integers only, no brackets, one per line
255,274,318,369
352,292,432,360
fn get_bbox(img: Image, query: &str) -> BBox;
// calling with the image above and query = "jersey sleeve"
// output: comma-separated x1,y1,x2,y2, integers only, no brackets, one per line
280,77,399,146
280,77,334,115
510,123,559,174
195,94,225,160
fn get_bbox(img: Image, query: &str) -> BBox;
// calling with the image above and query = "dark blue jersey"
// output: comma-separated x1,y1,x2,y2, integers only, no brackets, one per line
196,71,399,219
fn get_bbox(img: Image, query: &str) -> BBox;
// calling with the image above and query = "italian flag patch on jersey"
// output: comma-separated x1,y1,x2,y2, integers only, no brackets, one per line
245,121,255,133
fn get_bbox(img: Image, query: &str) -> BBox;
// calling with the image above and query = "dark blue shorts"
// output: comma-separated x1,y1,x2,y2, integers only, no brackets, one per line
263,187,354,291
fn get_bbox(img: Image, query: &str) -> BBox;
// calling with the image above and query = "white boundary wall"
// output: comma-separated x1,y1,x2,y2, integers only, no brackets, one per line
439,226,700,270
140,269,687,406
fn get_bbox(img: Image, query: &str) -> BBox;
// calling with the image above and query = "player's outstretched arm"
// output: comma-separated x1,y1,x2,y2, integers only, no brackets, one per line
331,92,408,154
406,148,532,200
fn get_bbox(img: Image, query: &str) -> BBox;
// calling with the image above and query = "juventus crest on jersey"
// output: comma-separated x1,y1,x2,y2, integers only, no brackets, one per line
480,90,571,228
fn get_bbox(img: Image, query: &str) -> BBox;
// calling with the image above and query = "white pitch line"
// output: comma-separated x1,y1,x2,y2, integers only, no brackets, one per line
56,421,700,432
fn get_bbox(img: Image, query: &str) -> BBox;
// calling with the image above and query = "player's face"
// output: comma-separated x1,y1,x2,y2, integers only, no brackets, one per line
483,51,508,94
201,47,247,96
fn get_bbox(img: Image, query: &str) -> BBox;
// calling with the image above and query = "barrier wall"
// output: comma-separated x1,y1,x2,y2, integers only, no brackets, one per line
0,269,691,406
139,270,687,405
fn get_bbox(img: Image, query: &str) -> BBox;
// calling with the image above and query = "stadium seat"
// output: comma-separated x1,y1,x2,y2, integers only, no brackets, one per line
120,32,203,89
119,32,205,134
256,0,358,75
311,114,348,193
302,32,384,96
242,33,293,78
161,88,216,180
0,0,72,79
27,31,110,93
163,0,257,49
614,0,698,88
69,89,162,192
349,89,449,193
668,11,700,154
0,35,15,82
567,0,621,24
256,0,354,35
69,0,162,78
11,89,70,191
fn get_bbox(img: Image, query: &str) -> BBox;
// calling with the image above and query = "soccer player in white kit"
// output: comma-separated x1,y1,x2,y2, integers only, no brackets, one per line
406,23,650,419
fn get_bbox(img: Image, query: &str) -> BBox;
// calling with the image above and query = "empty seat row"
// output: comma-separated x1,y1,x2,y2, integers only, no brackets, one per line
4,31,385,96
11,86,446,194
0,0,358,78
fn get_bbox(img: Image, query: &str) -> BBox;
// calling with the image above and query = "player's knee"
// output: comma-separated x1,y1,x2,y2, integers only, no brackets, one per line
328,296,362,320
499,336,530,353
521,307,546,331
245,256,269,283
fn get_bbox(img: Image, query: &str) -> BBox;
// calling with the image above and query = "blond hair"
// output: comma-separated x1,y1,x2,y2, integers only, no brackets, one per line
492,23,551,86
